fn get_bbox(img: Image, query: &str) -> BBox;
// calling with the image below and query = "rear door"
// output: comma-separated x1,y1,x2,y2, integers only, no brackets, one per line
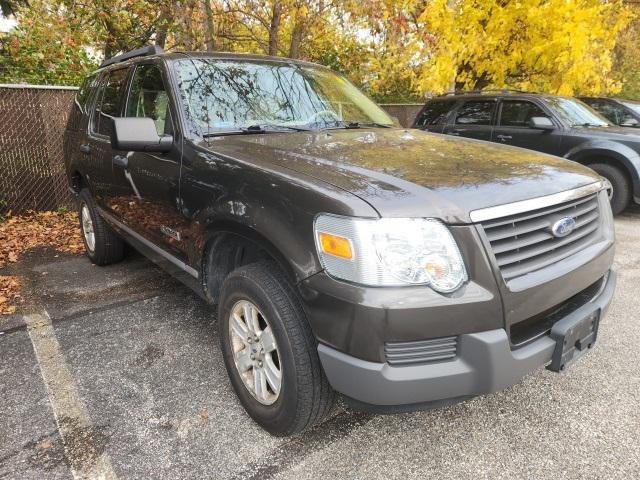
86,67,131,208
442,99,496,141
492,99,562,155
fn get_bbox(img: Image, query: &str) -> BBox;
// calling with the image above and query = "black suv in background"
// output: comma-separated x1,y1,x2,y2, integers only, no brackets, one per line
579,97,640,129
414,92,640,214
65,48,616,436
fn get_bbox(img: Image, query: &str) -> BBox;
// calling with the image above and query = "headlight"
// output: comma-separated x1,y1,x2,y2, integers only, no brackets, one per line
314,214,468,292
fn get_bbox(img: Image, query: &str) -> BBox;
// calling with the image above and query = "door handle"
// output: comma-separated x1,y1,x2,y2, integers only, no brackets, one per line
113,155,128,168
448,131,461,136
496,134,512,141
79,144,91,154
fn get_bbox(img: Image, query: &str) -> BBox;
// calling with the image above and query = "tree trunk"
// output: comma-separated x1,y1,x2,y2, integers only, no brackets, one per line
202,0,217,51
289,23,305,58
268,1,282,56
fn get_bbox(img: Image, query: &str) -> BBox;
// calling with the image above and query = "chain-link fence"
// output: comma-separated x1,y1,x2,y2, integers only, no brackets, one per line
0,84,77,215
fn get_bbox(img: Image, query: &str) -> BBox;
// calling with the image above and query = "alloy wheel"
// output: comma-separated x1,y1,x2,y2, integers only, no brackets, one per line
228,300,282,405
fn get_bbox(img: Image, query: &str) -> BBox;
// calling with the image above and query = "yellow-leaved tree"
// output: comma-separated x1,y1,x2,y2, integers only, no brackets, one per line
418,0,634,96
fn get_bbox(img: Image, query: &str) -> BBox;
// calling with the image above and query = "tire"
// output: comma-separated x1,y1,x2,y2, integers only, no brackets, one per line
78,189,124,265
218,261,335,436
588,163,631,215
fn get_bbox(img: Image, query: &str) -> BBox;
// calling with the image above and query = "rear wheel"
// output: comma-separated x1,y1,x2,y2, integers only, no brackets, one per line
218,261,335,436
78,189,124,265
588,163,631,215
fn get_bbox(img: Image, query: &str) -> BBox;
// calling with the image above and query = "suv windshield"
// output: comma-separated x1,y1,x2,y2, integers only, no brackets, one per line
545,97,609,127
173,58,394,135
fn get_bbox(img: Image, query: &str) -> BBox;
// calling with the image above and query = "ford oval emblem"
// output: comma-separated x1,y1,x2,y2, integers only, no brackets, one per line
551,217,576,238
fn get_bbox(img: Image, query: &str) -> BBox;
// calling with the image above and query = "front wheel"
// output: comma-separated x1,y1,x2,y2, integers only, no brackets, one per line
588,163,631,215
218,261,335,436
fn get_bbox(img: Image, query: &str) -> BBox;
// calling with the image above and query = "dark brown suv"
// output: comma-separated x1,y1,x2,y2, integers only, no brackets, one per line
65,47,617,436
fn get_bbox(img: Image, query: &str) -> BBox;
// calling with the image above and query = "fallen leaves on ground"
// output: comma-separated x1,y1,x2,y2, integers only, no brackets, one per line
0,210,85,269
0,210,85,315
0,275,22,315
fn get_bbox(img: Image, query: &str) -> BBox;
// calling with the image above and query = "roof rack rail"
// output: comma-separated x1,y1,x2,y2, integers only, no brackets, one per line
438,88,532,96
100,45,164,68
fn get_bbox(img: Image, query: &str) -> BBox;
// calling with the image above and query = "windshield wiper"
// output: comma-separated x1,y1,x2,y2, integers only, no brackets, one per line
202,123,312,137
320,121,393,131
572,122,608,128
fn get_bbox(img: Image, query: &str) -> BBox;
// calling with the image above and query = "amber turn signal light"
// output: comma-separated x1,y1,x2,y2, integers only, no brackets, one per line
318,232,353,260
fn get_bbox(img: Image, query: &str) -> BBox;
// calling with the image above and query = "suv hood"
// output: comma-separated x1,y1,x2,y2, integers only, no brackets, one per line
201,128,601,223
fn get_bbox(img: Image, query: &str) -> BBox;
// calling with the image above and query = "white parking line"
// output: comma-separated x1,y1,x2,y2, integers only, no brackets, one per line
25,312,118,480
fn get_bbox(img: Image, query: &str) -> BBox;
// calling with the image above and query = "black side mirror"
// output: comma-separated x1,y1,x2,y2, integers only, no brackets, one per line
528,116,555,131
111,117,173,152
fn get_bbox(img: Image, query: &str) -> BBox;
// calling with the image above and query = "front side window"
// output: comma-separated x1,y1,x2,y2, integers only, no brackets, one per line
172,58,394,135
545,97,609,127
499,100,549,127
414,100,453,127
454,101,495,125
125,64,171,135
92,67,130,137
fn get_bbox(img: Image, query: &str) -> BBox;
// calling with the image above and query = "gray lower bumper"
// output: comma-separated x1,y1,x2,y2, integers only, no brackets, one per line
318,268,617,406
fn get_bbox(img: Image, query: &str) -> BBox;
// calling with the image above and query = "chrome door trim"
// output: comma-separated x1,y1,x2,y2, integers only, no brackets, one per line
469,180,607,223
97,207,199,278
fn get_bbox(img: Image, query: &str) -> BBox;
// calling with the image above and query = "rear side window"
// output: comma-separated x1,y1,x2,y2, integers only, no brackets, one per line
75,74,98,113
454,101,495,125
499,100,549,127
91,67,130,137
414,100,452,126
125,64,171,135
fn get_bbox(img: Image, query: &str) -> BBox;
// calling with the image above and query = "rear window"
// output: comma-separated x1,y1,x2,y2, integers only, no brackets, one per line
454,101,495,125
75,74,98,113
91,67,130,137
414,100,453,126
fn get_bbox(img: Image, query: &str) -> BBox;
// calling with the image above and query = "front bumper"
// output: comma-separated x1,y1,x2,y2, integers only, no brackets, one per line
318,267,617,408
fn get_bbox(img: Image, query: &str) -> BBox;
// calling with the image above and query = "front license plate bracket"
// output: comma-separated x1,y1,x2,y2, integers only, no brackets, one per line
547,310,600,373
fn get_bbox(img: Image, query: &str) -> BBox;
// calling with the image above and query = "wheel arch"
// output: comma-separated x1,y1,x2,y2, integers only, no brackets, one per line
199,219,310,304
566,145,640,198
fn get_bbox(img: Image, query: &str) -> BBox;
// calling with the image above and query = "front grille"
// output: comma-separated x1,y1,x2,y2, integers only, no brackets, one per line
480,194,601,281
384,336,458,366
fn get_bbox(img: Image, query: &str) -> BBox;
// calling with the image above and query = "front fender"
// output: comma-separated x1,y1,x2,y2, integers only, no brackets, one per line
565,140,640,198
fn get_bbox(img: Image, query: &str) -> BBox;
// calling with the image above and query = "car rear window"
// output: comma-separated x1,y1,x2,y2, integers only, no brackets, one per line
91,67,130,137
454,101,495,125
414,100,453,126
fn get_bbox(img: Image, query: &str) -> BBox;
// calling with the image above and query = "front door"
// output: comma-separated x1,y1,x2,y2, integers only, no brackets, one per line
442,99,496,141
110,62,187,260
492,99,562,155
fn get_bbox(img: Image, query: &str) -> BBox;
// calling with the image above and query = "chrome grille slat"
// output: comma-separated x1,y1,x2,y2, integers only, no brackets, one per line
496,222,598,267
481,194,595,229
480,193,602,282
384,336,458,366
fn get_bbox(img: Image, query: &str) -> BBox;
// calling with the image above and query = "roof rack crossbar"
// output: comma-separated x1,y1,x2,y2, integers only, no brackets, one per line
100,45,164,68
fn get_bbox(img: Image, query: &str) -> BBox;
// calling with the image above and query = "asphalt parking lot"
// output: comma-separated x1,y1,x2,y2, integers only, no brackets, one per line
1,207,640,480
